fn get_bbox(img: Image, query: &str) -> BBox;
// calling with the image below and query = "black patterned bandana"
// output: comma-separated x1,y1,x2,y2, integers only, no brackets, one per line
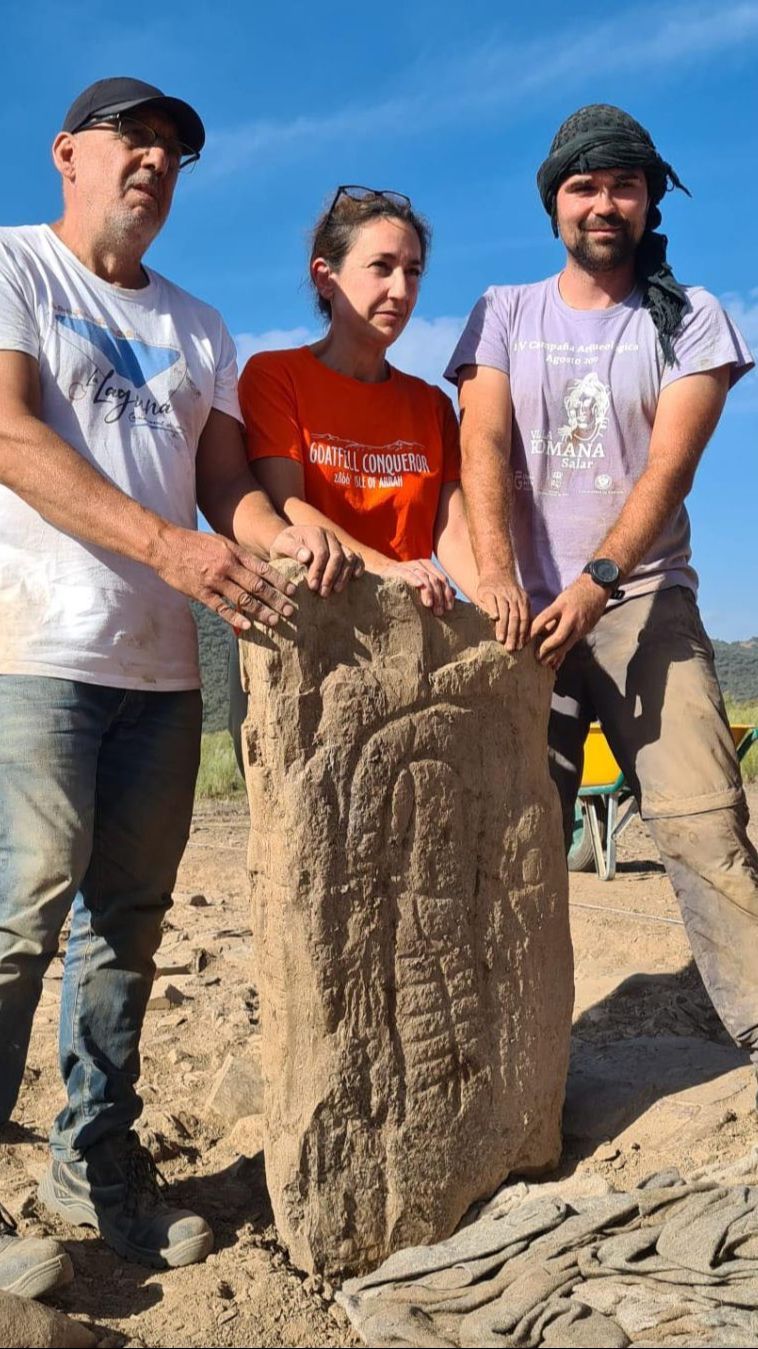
537,104,691,364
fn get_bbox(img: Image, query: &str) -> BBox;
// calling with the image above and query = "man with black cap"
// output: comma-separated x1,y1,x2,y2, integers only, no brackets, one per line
446,105,758,1079
0,77,359,1293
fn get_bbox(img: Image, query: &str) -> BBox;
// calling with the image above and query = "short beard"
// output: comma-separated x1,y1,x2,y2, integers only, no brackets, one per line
566,222,638,275
99,203,163,255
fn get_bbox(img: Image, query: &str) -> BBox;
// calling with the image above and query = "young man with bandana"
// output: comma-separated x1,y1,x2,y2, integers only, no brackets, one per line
446,104,757,1072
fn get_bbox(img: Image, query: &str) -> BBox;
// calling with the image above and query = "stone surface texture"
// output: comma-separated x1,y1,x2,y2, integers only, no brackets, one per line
205,1049,264,1122
0,1290,96,1347
239,569,572,1278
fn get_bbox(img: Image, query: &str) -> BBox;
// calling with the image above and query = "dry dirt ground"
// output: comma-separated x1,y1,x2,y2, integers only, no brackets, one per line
2,787,756,1348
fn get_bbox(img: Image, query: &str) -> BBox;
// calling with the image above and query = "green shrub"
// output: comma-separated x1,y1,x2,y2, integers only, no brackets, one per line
725,699,758,783
714,639,758,702
194,601,234,732
196,731,244,799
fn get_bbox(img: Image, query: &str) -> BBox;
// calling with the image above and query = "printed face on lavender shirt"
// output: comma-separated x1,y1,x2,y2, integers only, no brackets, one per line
445,276,754,611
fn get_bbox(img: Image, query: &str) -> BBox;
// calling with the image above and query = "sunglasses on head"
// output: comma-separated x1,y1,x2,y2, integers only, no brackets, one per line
325,185,412,220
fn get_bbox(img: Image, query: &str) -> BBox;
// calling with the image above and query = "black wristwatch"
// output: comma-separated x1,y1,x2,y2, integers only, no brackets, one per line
582,558,624,600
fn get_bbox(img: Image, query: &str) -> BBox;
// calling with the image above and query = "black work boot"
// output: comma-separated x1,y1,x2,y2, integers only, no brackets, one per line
0,1200,74,1298
38,1133,212,1269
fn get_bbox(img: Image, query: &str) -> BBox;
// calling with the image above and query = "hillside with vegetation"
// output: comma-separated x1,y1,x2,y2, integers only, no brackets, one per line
711,637,758,703
194,601,234,732
194,604,758,730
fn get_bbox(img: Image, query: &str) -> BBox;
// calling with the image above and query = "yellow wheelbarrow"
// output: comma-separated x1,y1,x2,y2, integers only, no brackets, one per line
568,722,758,881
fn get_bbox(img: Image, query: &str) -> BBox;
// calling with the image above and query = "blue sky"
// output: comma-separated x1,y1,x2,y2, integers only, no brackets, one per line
3,0,757,638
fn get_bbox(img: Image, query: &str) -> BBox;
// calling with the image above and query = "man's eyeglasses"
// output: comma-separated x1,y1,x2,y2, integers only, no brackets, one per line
76,115,200,172
326,185,412,219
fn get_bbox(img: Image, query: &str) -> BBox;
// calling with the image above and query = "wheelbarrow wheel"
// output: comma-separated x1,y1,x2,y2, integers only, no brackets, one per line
568,800,602,873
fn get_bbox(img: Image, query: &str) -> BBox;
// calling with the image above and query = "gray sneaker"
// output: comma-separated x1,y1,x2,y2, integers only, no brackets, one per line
0,1201,74,1299
38,1134,213,1269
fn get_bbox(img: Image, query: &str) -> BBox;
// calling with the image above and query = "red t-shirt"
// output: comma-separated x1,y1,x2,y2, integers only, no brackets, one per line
239,346,460,562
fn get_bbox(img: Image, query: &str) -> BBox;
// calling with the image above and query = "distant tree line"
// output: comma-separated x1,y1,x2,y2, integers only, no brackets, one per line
194,606,758,731
194,603,232,732
711,637,758,704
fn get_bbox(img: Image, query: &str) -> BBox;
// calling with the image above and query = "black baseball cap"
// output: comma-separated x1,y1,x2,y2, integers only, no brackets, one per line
62,77,205,154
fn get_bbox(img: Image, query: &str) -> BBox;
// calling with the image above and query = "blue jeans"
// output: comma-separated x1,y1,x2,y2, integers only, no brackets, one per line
0,677,201,1159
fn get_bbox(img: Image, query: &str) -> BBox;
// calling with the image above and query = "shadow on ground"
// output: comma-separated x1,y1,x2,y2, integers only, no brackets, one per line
564,959,750,1151
169,1149,274,1255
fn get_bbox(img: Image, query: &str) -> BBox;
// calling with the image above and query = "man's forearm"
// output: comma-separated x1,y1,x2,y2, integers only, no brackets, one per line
1,402,307,629
461,430,518,576
199,468,289,559
595,464,693,578
0,412,175,572
596,367,729,581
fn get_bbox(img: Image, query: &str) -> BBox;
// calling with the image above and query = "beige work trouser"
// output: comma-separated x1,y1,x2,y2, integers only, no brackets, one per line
549,585,758,1062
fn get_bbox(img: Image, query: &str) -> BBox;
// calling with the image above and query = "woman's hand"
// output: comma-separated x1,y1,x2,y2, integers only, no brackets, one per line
270,525,364,595
380,558,455,616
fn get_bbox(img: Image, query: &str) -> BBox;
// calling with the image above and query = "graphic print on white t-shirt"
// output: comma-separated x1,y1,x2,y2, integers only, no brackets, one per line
55,309,188,433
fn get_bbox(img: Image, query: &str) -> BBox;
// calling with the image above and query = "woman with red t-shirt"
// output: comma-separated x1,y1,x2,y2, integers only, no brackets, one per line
229,187,480,761
239,186,479,610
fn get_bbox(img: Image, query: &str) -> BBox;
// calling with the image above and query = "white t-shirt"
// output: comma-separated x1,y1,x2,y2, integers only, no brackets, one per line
0,224,241,690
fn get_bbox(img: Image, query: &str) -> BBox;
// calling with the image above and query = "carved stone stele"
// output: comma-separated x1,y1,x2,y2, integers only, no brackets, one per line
239,568,572,1278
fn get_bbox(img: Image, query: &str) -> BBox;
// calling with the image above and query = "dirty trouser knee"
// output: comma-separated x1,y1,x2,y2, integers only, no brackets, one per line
648,805,758,1061
0,676,201,1153
0,677,97,1122
548,586,758,1061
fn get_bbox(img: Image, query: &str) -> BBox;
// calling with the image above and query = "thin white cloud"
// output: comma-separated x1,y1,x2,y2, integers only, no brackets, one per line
235,326,314,368
205,2,758,180
390,317,464,389
234,315,464,389
721,288,758,345
235,291,757,396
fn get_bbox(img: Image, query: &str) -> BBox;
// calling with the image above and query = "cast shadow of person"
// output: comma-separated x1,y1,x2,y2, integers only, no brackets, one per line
168,1148,273,1257
562,959,749,1158
37,1233,164,1325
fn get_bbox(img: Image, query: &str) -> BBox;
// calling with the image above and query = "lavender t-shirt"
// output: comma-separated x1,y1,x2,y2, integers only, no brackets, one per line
445,277,754,610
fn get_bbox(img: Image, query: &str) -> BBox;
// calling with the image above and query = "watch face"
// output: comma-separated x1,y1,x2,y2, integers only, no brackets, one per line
592,559,620,586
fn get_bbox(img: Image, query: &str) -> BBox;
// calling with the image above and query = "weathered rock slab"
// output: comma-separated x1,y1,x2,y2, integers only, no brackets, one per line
205,1050,264,1123
240,569,572,1277
0,1290,96,1347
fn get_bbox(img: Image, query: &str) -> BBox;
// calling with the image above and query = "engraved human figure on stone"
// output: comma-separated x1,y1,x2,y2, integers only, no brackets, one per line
384,749,486,1118
241,573,572,1277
